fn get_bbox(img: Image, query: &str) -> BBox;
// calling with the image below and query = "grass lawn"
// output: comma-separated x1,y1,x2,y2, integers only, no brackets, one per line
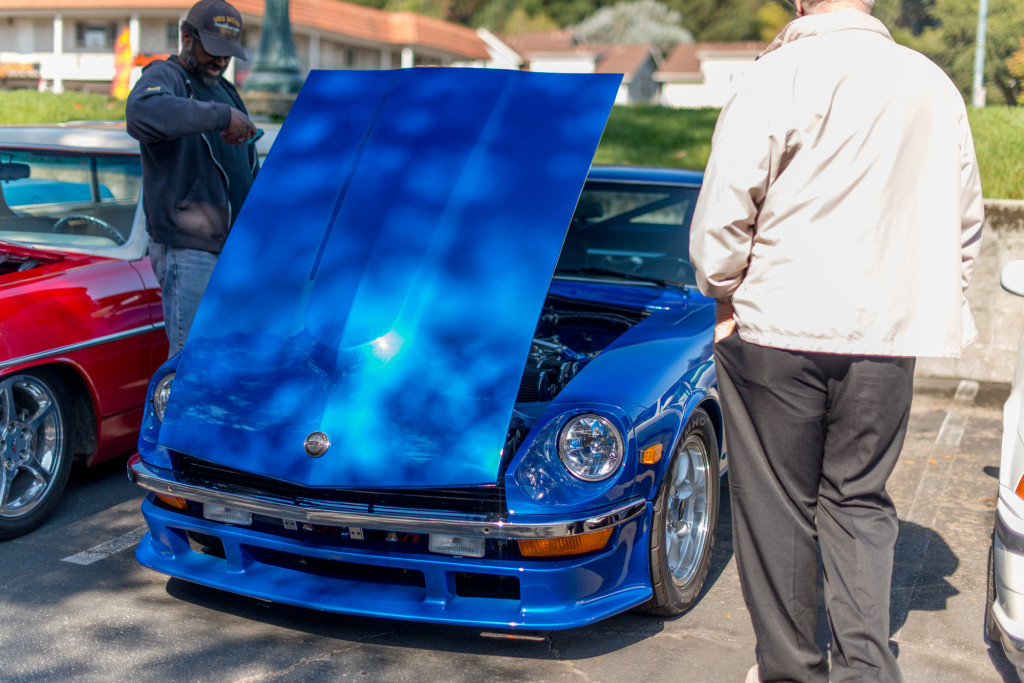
968,106,1024,202
2,89,1021,199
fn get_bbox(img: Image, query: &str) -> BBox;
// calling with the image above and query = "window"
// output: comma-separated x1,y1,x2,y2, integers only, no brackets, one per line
166,21,180,50
75,22,118,50
0,150,142,248
555,182,700,286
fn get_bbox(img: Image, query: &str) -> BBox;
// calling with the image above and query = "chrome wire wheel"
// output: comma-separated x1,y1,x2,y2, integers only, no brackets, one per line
664,431,712,585
0,371,72,538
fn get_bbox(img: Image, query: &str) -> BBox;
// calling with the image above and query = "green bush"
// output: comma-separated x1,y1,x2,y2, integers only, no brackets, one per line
2,90,1021,199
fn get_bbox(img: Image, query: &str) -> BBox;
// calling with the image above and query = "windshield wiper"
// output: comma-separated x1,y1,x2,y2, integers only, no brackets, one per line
554,266,688,291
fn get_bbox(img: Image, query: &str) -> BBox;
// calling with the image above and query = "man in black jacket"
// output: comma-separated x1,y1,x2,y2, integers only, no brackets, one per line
127,0,260,355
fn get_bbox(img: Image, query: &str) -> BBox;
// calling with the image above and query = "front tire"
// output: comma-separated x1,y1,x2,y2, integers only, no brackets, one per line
987,534,1001,643
642,407,720,615
0,370,74,540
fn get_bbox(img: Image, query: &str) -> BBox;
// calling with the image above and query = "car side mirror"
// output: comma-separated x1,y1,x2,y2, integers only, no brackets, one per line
1001,260,1024,298
0,162,29,181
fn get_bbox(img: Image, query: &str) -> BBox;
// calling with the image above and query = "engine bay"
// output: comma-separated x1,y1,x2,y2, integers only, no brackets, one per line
503,294,649,464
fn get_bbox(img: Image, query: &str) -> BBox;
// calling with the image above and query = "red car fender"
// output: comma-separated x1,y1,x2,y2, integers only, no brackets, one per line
0,248,166,465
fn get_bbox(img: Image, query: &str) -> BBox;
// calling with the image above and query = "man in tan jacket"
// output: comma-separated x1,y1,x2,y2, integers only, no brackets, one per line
689,0,984,681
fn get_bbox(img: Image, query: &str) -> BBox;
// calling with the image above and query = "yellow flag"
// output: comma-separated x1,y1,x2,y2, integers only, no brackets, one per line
111,26,132,99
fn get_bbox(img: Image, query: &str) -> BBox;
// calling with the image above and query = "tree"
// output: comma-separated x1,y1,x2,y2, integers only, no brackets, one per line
575,0,694,53
503,6,560,34
1009,38,1024,105
666,0,765,41
446,0,492,25
757,1,791,41
473,0,596,33
905,0,939,33
383,0,444,17
536,0,602,29
918,0,1024,105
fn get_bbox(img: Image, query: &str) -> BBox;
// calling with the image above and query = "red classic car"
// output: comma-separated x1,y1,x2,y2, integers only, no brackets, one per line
0,122,279,539
0,122,278,539
0,123,166,539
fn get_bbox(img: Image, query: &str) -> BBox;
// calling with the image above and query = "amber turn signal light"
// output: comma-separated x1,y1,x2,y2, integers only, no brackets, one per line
641,443,663,464
154,492,189,510
518,528,613,557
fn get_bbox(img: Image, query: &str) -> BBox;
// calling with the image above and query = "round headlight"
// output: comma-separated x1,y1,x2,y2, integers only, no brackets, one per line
558,414,624,481
153,372,175,422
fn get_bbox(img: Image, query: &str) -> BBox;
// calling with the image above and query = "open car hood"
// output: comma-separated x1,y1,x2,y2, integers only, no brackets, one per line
157,68,619,488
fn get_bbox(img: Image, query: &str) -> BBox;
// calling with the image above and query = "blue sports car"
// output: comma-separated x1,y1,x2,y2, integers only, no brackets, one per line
129,68,724,630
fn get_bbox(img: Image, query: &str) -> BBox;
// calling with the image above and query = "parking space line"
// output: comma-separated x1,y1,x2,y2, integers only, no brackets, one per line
61,526,147,566
954,379,980,402
934,411,968,453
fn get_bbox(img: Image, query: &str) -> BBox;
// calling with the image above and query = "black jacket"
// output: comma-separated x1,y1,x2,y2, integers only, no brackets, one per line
126,57,258,254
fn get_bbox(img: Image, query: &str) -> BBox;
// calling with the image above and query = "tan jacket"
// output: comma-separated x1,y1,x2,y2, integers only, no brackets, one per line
689,10,984,358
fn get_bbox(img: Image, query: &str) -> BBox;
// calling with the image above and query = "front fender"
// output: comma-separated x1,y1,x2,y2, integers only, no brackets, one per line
136,353,180,471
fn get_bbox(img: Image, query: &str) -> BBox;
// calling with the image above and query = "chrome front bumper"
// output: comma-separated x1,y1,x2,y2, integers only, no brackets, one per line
128,455,646,540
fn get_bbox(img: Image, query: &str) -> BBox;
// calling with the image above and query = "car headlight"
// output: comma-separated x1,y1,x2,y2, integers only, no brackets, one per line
558,414,624,481
152,372,174,422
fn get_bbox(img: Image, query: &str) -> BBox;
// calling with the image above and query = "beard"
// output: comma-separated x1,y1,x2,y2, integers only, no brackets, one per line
181,42,222,88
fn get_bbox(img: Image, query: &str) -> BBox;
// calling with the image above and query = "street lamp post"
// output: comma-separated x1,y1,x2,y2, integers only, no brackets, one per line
972,0,989,108
244,0,304,117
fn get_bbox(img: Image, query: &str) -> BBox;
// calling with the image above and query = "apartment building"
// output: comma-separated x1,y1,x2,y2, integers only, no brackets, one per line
0,0,503,93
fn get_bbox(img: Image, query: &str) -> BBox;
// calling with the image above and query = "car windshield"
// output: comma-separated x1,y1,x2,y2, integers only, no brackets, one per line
0,149,141,249
554,181,700,287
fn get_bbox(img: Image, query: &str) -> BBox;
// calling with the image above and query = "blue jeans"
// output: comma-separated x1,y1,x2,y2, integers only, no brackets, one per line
149,242,218,357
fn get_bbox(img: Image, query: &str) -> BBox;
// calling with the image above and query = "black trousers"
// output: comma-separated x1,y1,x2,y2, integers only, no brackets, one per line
714,333,913,683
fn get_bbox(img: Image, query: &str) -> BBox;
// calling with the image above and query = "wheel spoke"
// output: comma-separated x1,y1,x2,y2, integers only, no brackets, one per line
19,388,54,430
667,529,683,570
676,483,695,502
21,454,53,489
673,452,691,488
0,379,14,426
0,468,12,510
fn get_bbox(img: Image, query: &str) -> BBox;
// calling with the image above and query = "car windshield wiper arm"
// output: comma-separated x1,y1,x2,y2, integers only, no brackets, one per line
554,267,688,290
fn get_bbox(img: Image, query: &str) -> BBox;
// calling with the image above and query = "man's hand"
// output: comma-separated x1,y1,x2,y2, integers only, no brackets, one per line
714,300,736,343
222,107,257,145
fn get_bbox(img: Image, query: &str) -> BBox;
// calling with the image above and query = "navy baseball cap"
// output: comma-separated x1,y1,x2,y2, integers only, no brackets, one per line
186,0,247,59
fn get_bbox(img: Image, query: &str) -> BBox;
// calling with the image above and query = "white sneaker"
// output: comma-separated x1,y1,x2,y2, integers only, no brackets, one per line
744,664,760,683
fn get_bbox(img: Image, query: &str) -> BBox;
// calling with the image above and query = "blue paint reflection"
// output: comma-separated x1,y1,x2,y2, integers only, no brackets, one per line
158,68,621,488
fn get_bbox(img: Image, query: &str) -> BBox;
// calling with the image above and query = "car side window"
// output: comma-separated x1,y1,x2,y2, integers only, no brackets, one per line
0,150,142,248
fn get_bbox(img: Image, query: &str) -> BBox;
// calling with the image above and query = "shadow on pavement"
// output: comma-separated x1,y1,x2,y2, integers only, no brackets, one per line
890,519,959,634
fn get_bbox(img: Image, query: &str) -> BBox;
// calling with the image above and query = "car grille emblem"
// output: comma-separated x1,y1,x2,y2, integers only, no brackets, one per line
304,431,330,457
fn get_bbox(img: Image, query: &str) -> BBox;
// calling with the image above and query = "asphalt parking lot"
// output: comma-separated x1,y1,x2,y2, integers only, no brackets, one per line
0,376,1019,682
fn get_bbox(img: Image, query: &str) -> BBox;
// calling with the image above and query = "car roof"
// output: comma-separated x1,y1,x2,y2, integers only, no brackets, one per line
0,121,280,155
587,165,703,187
0,122,141,154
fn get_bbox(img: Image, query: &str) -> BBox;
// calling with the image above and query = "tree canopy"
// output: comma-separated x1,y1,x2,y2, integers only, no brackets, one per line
337,0,1024,105
575,0,694,53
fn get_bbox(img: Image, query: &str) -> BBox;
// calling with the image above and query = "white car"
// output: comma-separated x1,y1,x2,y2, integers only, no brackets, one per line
988,259,1024,671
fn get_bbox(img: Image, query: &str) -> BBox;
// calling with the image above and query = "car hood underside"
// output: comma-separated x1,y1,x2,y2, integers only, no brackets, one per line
157,68,621,489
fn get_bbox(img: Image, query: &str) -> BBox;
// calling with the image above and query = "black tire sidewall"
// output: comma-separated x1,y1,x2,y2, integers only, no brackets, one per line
647,407,720,613
987,532,1001,643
